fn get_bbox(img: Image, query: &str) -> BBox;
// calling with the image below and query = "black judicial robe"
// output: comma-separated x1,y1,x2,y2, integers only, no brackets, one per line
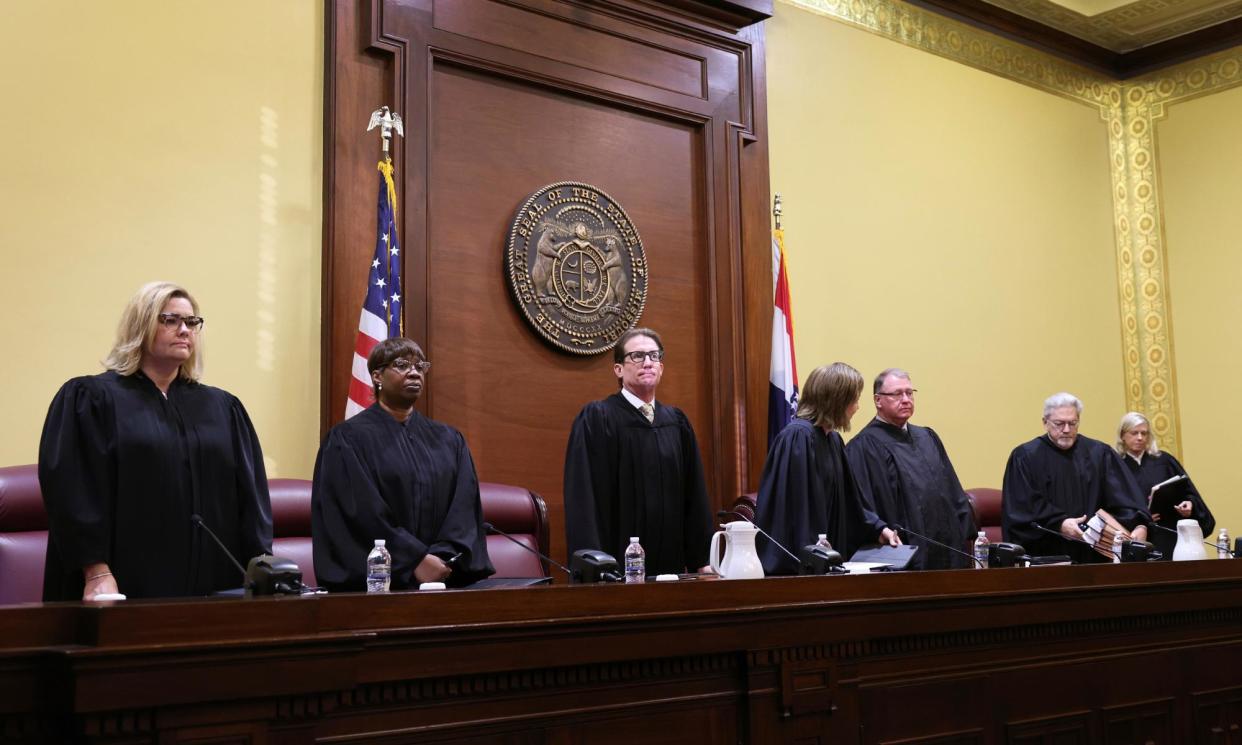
845,419,975,570
563,392,713,575
1001,434,1148,563
38,371,272,600
1122,452,1214,561
312,405,494,591
755,418,872,575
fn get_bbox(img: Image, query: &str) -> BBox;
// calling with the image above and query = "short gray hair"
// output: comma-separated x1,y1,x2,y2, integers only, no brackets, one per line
1042,392,1083,419
1116,411,1160,457
872,368,910,395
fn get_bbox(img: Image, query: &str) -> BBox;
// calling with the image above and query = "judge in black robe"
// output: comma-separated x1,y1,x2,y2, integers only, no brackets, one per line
756,363,897,575
312,338,493,591
846,370,975,570
38,282,272,601
1002,393,1148,564
563,328,713,575
1116,411,1214,561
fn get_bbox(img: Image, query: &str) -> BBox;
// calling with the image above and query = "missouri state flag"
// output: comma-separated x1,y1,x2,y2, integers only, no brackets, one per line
768,228,798,447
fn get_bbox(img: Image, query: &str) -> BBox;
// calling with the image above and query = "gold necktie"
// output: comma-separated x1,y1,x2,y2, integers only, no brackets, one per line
640,402,654,423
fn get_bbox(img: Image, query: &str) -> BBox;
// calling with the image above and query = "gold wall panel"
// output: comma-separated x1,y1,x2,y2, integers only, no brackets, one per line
780,0,1242,457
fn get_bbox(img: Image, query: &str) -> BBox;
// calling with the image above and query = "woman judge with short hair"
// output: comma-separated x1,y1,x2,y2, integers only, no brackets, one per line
39,281,272,600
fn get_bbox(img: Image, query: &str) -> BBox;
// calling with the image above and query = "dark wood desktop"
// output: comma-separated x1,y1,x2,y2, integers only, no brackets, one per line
3,561,1242,744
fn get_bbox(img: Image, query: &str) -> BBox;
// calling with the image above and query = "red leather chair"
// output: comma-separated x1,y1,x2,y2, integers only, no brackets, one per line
0,465,48,605
480,482,550,578
269,479,317,588
966,487,1003,544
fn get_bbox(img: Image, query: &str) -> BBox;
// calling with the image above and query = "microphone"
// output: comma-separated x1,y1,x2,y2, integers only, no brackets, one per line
716,510,800,564
483,522,570,579
192,514,303,595
1148,522,1236,557
890,523,983,568
192,514,247,578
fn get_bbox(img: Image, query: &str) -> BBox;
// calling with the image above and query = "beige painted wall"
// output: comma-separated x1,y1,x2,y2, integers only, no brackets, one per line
767,4,1125,489
1157,88,1242,540
0,3,324,478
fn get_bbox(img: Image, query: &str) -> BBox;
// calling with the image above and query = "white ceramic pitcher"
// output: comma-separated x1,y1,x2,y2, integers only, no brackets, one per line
709,520,765,579
1172,518,1208,561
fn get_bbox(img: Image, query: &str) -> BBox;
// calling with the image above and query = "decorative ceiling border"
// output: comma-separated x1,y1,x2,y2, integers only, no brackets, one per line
774,0,1242,457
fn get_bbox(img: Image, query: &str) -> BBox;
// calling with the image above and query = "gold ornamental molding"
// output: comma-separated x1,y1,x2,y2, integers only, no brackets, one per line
778,0,1242,457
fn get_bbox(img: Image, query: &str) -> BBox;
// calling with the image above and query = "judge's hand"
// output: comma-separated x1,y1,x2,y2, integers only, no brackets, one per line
82,562,118,600
1150,512,1163,522
414,554,452,584
697,565,714,574
1174,500,1194,518
1060,516,1087,541
880,527,901,547
1130,525,1148,542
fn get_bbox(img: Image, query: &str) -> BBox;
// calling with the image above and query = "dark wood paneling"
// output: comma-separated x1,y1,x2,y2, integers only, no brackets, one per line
5,562,1242,743
324,0,773,564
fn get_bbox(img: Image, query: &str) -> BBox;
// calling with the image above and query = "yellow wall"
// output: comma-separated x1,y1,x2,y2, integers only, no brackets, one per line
0,3,323,478
768,4,1124,488
1157,87,1242,538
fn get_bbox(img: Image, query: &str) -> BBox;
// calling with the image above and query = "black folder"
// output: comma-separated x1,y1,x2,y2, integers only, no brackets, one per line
848,544,919,571
1148,475,1190,517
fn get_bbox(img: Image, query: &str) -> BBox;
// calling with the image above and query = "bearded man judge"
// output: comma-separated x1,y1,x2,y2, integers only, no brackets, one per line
844,369,975,569
1002,392,1149,563
563,328,713,575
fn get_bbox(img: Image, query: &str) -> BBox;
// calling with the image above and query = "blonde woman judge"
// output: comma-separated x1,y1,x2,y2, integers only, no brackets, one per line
1115,412,1214,561
38,282,272,601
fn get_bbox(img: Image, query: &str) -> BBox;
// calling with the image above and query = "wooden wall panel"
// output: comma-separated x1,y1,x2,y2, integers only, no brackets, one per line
325,0,774,564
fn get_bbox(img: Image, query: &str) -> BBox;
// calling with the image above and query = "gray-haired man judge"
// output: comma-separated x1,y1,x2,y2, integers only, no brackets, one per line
845,368,975,569
1001,392,1149,563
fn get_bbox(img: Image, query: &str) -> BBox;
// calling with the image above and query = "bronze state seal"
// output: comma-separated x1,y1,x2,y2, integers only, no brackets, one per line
505,182,648,355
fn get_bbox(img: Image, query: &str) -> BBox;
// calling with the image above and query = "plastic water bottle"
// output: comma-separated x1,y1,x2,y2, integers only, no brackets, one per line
816,533,833,551
1218,528,1230,560
1112,531,1124,563
624,536,645,584
973,530,989,569
366,539,391,593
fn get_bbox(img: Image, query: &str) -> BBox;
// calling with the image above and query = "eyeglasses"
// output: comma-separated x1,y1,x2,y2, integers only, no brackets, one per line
158,313,205,331
387,358,431,374
876,389,917,400
623,350,664,364
1047,419,1079,431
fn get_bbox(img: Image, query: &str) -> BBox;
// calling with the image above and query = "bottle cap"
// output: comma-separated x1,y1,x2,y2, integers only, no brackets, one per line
629,536,640,543
375,539,386,547
817,533,827,542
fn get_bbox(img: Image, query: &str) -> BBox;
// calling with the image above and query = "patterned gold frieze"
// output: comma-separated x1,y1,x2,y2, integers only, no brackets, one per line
779,0,1242,457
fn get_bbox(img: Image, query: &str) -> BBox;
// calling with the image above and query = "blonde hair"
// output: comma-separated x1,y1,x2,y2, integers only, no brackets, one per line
103,281,204,381
1115,411,1160,457
797,362,864,432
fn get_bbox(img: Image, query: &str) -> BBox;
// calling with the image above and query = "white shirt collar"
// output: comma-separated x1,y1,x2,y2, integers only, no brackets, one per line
1127,451,1144,465
620,387,654,410
876,414,908,432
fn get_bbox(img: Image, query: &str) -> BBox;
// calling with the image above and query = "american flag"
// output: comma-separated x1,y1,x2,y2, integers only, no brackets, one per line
345,158,404,419
767,227,798,447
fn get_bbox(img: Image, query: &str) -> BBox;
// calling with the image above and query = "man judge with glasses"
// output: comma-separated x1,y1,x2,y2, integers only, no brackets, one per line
563,328,713,575
845,369,975,569
1001,392,1149,563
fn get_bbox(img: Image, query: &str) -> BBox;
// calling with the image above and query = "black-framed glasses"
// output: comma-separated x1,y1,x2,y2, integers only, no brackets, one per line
158,313,204,331
876,389,917,399
388,358,431,374
623,350,664,364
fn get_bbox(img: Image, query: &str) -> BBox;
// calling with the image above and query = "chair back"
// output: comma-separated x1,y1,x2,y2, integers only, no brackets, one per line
966,487,1003,544
0,465,48,605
